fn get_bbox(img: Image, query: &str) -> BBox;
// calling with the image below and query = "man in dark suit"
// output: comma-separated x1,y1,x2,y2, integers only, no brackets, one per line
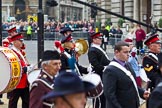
88,32,110,108
148,82,162,108
30,50,61,108
103,41,150,108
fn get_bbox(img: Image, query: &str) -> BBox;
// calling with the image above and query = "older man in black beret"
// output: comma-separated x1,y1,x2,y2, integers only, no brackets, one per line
30,50,61,108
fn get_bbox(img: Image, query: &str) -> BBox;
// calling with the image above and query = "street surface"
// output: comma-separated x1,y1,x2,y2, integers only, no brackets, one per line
0,40,114,108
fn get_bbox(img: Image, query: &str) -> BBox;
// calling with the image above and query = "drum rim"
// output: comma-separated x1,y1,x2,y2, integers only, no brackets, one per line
0,47,21,93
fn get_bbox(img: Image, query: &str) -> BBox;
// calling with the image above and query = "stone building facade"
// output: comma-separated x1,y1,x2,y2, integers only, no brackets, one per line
2,0,85,22
88,0,162,30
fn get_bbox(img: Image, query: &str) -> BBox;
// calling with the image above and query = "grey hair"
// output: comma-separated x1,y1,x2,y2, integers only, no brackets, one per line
41,60,51,68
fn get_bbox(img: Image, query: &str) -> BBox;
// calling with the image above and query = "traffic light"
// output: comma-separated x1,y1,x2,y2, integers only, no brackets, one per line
91,2,97,18
46,0,58,7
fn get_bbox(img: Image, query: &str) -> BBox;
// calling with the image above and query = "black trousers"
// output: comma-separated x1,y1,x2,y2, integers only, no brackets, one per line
8,87,29,108
101,42,107,51
0,94,2,98
136,41,143,54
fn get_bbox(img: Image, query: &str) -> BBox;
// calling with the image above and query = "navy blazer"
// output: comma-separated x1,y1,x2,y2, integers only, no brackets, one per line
103,60,144,108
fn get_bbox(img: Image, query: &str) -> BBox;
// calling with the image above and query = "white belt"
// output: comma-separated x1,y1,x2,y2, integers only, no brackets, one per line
43,102,54,108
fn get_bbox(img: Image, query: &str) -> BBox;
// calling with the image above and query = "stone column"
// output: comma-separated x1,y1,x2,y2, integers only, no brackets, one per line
99,0,111,25
101,0,106,24
133,0,139,21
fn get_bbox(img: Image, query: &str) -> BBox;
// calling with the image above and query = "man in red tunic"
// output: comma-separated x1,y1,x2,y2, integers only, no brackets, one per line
8,33,29,108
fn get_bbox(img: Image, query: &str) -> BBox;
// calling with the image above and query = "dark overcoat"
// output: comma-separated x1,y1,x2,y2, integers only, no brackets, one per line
103,61,144,108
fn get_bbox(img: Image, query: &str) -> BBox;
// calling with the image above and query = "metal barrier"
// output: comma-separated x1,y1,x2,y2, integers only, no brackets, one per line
2,30,123,46
2,31,89,40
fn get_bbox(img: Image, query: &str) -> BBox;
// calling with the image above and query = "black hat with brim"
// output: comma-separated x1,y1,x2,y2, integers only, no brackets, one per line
42,72,95,100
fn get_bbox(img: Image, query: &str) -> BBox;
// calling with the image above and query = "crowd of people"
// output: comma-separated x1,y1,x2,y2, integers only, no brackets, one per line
0,24,162,108
2,20,96,33
2,20,125,40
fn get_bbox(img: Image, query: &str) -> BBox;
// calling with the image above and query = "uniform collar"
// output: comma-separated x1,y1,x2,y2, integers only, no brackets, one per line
148,51,158,56
91,43,101,47
42,69,54,80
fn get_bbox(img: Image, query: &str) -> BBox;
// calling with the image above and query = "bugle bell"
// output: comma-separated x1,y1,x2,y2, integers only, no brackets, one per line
75,39,88,56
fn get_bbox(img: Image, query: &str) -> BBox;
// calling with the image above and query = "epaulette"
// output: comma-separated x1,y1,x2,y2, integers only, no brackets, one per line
143,55,157,72
144,64,153,72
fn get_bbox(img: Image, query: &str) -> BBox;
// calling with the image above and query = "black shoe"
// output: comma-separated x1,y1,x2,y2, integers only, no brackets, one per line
0,100,4,105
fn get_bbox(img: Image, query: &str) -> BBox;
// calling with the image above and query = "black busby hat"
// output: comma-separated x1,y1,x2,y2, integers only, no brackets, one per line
42,50,60,61
42,72,95,100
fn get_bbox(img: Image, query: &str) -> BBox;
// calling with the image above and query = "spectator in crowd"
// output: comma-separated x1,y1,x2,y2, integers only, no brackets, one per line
26,23,32,40
110,26,117,37
135,24,146,54
116,25,123,38
87,26,95,47
105,22,112,32
100,25,109,51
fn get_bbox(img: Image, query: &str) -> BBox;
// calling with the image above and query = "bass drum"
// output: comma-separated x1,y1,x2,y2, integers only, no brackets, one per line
82,73,103,98
0,47,21,94
28,69,41,85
